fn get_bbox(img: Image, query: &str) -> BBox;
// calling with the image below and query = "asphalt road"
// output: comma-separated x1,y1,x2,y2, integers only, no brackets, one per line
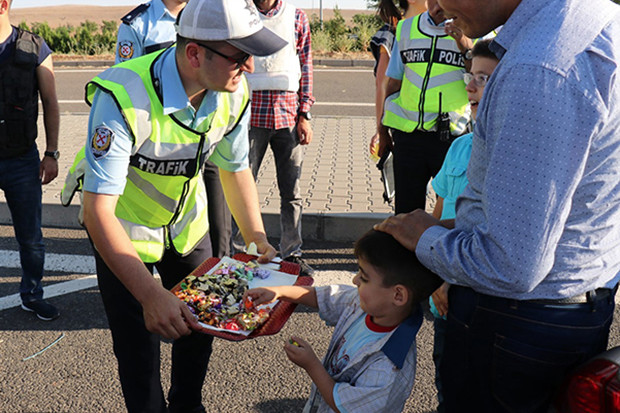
53,65,376,117
0,225,443,413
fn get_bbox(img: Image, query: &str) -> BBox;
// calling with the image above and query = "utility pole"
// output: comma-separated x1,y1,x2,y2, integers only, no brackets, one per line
320,0,323,29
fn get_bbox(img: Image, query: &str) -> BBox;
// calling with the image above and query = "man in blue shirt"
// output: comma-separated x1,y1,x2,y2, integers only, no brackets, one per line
376,0,620,411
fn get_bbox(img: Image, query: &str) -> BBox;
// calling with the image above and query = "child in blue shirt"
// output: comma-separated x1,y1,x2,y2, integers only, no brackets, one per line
245,229,442,413
429,38,500,412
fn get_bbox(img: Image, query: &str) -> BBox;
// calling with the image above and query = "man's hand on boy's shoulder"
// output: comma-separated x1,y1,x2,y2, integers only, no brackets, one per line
374,209,440,252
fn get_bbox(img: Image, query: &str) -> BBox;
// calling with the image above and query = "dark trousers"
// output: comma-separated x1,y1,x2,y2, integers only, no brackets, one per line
441,285,615,413
203,160,231,258
391,129,451,214
94,235,214,413
0,144,45,303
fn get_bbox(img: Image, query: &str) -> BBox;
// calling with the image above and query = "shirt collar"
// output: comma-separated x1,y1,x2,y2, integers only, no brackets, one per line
151,0,172,20
259,0,283,17
491,0,542,59
426,12,446,28
152,47,220,130
381,304,423,369
153,47,192,116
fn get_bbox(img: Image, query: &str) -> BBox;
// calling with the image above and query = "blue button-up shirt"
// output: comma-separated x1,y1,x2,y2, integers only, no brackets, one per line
417,0,620,300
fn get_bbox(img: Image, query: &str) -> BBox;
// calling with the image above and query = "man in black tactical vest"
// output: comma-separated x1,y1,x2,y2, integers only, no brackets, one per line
0,0,60,320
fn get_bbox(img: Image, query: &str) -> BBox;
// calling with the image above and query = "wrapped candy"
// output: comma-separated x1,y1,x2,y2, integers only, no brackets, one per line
173,259,272,332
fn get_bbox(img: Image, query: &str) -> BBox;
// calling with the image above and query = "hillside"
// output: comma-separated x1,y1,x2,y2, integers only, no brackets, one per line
11,5,374,28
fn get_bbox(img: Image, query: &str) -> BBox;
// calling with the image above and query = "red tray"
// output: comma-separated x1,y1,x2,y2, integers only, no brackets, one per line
171,253,314,341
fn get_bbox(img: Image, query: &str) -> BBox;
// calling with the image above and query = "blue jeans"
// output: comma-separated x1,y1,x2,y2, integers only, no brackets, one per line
441,285,615,413
0,144,45,303
233,126,303,258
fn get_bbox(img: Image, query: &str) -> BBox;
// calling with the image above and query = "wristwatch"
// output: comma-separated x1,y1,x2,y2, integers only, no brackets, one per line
44,150,60,160
462,49,473,61
299,112,312,121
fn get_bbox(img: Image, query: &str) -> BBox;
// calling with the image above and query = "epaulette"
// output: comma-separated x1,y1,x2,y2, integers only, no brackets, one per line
121,2,150,25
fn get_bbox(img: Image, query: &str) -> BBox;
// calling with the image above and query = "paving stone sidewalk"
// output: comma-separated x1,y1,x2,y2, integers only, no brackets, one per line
0,114,397,242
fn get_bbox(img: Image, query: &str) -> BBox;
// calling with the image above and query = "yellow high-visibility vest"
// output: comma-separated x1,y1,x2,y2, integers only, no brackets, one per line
383,14,470,135
62,49,249,262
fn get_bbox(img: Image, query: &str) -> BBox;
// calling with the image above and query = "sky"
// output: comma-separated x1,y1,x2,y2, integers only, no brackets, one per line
12,0,371,9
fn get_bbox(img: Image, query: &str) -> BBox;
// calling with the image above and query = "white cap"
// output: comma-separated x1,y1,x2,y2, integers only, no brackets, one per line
175,0,288,57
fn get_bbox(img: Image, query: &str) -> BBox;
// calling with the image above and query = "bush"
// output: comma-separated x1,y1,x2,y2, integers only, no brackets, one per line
311,29,332,54
331,33,355,53
351,13,381,51
17,19,118,55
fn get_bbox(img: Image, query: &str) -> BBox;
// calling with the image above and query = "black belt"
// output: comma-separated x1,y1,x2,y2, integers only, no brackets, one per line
527,287,616,305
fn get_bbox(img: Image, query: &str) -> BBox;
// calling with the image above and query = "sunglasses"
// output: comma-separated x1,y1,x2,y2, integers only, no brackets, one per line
194,42,251,69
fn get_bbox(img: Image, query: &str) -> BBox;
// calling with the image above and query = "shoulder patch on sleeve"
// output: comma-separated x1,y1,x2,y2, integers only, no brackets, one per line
121,2,150,25
91,126,115,160
117,40,135,61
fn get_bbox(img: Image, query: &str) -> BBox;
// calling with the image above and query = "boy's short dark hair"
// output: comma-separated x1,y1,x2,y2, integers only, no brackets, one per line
471,38,497,60
354,229,442,304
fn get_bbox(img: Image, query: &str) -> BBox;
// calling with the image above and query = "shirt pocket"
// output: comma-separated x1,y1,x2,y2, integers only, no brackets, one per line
445,164,469,199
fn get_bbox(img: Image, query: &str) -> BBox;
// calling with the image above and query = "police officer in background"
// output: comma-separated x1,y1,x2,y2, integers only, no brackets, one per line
115,0,185,64
378,0,472,215
0,0,60,320
63,0,284,411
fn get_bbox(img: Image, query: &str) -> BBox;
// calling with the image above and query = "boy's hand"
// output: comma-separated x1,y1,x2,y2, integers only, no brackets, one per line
243,287,278,306
284,336,320,370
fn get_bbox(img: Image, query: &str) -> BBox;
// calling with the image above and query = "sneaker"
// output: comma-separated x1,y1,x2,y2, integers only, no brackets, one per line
21,300,60,321
283,256,315,277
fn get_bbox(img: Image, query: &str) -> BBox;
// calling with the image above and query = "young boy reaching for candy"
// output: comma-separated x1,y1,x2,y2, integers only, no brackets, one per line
244,229,442,412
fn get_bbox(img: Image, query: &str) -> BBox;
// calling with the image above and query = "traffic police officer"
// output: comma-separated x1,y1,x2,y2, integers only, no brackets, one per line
62,0,286,411
379,0,472,214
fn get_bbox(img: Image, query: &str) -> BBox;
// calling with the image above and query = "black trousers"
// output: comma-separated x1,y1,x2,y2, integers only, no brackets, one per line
203,160,231,258
94,235,214,413
391,129,452,214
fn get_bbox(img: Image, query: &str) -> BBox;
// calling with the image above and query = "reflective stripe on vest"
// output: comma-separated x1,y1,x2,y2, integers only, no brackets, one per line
62,50,249,262
382,15,470,134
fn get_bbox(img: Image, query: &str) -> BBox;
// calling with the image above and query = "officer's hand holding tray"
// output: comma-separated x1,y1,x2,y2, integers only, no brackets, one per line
171,254,313,341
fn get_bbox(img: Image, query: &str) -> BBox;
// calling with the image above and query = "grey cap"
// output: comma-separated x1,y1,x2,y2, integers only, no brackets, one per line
175,0,287,56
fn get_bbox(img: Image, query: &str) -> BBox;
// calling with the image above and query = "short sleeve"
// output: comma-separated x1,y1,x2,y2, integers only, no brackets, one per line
83,89,133,195
208,108,250,172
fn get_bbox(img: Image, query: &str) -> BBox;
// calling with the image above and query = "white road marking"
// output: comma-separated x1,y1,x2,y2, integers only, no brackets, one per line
0,250,95,273
0,251,97,311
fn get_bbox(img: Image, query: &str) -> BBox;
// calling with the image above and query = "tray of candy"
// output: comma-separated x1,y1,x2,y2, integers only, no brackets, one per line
171,253,313,341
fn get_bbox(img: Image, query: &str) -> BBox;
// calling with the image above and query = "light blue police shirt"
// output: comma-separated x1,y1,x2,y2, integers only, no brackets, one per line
115,0,177,64
84,47,250,195
416,0,620,300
